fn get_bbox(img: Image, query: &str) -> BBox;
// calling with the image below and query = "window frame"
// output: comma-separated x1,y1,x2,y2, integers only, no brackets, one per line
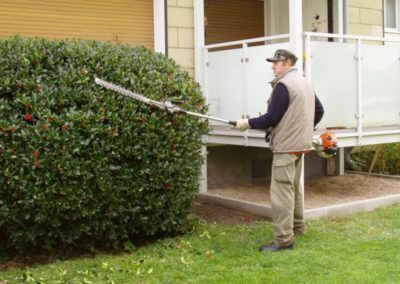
384,0,400,33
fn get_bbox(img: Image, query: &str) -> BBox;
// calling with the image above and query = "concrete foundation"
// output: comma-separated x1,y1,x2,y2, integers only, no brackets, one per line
196,192,400,220
207,145,327,189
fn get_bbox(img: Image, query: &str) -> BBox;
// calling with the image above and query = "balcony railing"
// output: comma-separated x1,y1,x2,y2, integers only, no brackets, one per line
204,33,400,146
204,34,290,121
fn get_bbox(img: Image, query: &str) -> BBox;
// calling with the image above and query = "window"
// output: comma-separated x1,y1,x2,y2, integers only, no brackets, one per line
385,0,399,31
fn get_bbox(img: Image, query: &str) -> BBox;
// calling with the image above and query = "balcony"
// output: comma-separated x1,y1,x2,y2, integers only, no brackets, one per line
203,33,400,148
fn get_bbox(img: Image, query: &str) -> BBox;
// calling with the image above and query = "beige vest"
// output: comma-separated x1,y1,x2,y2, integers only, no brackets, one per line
270,67,315,153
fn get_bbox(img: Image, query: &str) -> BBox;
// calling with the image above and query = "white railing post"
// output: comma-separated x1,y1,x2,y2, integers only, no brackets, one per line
199,144,207,193
304,33,312,82
356,38,363,145
242,43,249,118
203,47,209,103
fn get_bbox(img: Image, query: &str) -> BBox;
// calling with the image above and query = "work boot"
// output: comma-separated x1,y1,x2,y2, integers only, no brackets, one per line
259,242,294,252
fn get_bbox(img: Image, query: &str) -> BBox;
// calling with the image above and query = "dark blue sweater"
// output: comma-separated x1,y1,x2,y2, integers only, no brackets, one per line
248,83,324,129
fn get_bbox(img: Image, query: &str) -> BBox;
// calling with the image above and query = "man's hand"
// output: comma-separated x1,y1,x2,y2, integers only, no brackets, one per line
235,119,250,131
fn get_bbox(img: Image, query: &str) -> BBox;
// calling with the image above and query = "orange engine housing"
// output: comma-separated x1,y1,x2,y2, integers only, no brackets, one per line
320,130,338,155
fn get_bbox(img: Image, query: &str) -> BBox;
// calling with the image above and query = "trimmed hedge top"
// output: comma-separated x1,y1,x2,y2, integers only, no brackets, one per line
0,36,208,253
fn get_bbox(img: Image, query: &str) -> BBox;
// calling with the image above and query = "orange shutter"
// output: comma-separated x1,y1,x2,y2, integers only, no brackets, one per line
0,0,154,48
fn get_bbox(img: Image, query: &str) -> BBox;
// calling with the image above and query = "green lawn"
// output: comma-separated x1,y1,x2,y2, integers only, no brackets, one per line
1,204,400,283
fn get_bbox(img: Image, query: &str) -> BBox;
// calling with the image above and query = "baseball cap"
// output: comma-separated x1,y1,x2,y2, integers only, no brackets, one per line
266,49,298,64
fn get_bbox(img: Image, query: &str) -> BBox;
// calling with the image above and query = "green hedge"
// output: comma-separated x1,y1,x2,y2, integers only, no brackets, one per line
0,36,208,253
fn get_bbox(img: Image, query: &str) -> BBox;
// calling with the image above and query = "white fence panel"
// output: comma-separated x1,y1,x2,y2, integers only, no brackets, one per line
206,48,243,121
362,44,400,127
206,42,289,122
309,41,358,129
206,34,400,132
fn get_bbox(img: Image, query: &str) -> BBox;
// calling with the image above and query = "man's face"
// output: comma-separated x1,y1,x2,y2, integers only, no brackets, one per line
271,60,291,77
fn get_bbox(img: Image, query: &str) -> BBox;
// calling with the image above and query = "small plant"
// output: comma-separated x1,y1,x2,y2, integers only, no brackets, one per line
350,144,400,175
0,36,208,253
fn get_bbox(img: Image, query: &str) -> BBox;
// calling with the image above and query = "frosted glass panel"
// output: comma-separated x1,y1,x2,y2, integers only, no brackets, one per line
246,43,290,117
310,41,358,128
207,48,243,120
362,44,400,127
206,42,289,121
207,40,400,129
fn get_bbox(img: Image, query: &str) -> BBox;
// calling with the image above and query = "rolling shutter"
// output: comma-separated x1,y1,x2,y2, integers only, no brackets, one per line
205,0,264,45
0,0,154,48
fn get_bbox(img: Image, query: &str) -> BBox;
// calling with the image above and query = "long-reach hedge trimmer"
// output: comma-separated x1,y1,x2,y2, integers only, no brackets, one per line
94,77,236,126
95,77,338,158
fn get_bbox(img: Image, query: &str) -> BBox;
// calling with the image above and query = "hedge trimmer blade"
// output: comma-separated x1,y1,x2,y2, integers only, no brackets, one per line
94,77,236,125
94,77,165,110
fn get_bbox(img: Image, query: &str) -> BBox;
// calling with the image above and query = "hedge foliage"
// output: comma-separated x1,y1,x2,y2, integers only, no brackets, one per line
0,36,208,253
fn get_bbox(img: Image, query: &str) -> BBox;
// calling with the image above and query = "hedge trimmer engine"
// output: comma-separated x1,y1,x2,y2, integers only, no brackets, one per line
313,130,338,158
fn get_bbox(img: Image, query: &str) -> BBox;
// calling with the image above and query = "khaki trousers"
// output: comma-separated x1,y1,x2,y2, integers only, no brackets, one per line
270,153,305,246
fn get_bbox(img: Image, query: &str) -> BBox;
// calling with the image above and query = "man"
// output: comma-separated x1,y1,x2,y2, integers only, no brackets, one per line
235,49,324,251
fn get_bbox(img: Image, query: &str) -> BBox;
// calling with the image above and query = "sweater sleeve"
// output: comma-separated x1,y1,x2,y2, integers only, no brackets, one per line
248,83,289,130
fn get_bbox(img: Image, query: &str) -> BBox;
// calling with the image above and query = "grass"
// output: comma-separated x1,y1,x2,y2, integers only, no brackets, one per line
1,204,400,283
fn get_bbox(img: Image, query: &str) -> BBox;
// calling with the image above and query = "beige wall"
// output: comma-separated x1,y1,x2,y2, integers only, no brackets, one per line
347,0,384,37
385,32,400,40
167,0,195,77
